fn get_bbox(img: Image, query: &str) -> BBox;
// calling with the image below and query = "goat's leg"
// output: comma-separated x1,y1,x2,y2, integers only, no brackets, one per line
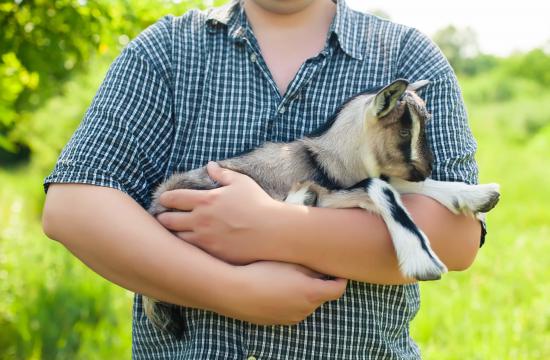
285,179,447,281
389,178,500,221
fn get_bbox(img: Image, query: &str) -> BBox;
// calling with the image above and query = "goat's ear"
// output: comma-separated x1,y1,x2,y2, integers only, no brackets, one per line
407,80,431,92
374,79,408,118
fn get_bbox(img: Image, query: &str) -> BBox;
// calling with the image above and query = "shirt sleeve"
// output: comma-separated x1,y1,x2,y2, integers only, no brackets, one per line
397,28,486,246
44,19,174,208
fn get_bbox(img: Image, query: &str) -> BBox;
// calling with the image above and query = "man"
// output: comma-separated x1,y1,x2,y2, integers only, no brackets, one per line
42,0,484,358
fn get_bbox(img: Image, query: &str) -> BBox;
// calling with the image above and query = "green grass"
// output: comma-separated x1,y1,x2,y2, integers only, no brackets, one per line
0,166,133,360
1,71,549,358
411,78,550,359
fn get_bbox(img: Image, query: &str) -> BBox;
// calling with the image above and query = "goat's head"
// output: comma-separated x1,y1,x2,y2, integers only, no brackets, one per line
328,79,434,182
365,79,433,181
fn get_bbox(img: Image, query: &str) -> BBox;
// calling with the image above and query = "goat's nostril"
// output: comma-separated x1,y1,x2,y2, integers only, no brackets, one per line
408,167,427,182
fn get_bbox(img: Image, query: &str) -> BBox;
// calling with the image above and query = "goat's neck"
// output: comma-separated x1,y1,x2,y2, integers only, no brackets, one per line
303,130,369,187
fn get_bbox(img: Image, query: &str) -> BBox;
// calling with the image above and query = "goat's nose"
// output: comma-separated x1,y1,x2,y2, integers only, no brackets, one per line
408,167,427,182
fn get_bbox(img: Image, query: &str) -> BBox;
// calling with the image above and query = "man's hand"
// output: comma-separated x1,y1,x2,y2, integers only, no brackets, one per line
225,261,348,325
157,162,281,264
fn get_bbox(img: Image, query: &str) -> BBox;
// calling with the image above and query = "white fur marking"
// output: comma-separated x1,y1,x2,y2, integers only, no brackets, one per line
285,185,311,205
410,109,421,161
365,179,447,280
390,178,500,216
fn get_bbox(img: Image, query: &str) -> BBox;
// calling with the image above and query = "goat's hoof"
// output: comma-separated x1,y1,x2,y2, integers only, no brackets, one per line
286,181,325,206
476,189,500,213
414,270,443,281
455,183,500,214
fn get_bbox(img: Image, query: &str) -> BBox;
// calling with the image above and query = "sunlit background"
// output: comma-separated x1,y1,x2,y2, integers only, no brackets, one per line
1,1,549,359
349,0,550,56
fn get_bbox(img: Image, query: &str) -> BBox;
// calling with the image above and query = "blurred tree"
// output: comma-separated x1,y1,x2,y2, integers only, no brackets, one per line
369,8,391,20
433,25,480,75
502,49,550,86
0,0,218,163
0,0,115,160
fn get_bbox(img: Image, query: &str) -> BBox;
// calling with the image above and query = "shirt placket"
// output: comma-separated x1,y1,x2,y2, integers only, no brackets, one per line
241,35,331,142
237,36,333,360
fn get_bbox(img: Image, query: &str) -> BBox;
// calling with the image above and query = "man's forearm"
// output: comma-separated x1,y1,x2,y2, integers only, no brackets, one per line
268,194,482,284
42,184,238,311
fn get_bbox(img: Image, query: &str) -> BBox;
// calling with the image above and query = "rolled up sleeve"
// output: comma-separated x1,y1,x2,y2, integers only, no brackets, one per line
44,26,174,208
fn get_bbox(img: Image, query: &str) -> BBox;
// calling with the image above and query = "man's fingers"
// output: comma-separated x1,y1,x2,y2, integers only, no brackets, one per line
207,161,241,186
313,277,348,302
159,189,212,211
175,231,199,244
156,212,194,232
291,264,324,278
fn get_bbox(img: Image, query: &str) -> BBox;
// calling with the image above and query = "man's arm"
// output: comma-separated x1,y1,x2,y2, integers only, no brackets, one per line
267,195,481,284
42,184,347,325
158,163,481,285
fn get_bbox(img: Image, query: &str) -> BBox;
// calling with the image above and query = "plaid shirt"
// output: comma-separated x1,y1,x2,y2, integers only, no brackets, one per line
45,0,481,358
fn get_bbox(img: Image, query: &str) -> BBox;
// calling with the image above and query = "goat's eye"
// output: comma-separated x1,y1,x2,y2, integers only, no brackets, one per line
399,129,411,137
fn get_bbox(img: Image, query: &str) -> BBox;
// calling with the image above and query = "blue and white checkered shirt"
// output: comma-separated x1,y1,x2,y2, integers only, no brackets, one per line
45,0,480,358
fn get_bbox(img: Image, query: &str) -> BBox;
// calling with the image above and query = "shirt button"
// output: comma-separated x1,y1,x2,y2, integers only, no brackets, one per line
279,106,286,114
250,53,257,63
211,20,218,25
247,356,257,360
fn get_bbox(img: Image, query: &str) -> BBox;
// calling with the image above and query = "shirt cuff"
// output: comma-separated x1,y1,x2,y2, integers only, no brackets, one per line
43,163,126,194
479,219,487,247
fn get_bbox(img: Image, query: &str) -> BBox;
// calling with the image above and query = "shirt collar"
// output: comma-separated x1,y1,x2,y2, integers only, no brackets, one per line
330,0,364,60
206,0,247,42
206,0,364,60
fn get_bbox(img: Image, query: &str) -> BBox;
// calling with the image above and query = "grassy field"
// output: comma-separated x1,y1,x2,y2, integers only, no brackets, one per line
412,78,550,358
1,68,549,358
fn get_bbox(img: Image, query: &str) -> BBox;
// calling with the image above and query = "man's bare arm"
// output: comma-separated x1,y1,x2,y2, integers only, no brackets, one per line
42,184,347,325
268,194,481,284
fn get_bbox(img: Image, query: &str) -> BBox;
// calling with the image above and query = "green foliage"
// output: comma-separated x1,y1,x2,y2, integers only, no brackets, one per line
0,0,221,158
432,25,481,74
499,49,550,87
0,0,113,155
0,63,132,359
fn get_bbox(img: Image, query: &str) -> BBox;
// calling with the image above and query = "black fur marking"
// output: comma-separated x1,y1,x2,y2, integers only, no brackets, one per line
151,301,188,339
398,106,413,162
401,105,413,128
347,178,372,190
307,85,385,138
304,148,342,190
382,93,392,113
382,188,443,268
347,176,389,191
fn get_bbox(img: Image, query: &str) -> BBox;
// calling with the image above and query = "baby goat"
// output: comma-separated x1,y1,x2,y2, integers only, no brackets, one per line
145,79,500,337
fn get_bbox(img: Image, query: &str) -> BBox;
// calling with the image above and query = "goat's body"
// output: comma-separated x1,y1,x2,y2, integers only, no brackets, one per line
150,139,364,215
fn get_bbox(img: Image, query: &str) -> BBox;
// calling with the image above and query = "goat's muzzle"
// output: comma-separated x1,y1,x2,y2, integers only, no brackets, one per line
407,163,432,182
